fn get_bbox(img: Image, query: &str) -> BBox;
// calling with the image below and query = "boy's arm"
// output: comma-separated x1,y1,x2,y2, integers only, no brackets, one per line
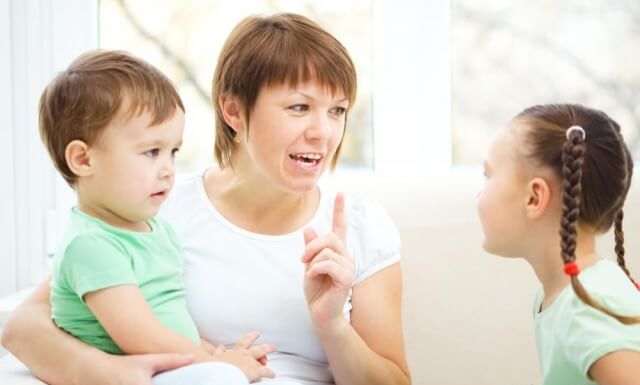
84,285,212,361
589,350,640,385
85,285,277,381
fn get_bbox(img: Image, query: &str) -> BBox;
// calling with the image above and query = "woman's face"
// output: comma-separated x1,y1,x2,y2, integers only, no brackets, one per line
237,80,349,193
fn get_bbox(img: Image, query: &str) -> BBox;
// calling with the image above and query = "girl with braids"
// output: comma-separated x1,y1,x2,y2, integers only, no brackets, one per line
477,103,640,385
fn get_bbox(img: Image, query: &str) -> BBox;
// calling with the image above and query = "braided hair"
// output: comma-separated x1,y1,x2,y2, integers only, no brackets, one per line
517,104,639,324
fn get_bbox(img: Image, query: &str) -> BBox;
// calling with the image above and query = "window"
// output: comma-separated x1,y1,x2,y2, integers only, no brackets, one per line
452,0,640,164
1,0,98,296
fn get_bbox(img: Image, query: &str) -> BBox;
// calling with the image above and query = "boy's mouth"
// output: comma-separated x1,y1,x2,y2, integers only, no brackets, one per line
150,189,168,198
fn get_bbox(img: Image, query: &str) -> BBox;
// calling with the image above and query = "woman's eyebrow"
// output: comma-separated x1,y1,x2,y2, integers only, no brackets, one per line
288,91,348,103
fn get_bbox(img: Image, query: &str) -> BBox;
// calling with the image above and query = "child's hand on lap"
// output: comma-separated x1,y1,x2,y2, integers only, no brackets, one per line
205,332,276,382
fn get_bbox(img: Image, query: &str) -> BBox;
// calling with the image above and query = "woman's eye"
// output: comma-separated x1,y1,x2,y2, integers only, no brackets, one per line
330,106,347,117
288,104,309,113
144,148,160,158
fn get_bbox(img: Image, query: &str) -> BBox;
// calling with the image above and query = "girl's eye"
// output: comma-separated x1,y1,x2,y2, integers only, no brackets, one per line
288,104,309,113
171,148,180,157
144,148,160,158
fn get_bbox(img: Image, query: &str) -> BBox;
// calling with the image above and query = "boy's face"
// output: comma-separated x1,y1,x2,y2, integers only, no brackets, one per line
83,107,184,229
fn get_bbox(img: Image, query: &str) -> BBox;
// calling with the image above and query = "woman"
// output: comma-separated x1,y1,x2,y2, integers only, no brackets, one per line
2,13,410,385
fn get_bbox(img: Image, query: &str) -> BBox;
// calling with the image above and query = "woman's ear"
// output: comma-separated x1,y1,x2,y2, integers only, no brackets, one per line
525,177,552,219
219,94,245,139
65,140,94,178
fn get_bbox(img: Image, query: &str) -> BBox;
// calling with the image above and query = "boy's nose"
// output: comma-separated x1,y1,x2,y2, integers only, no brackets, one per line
159,160,175,179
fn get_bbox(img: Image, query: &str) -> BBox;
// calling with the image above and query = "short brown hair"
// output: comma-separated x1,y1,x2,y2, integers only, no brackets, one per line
39,49,184,186
212,13,357,169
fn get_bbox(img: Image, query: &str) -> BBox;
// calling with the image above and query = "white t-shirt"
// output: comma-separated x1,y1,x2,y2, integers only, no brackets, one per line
160,171,401,385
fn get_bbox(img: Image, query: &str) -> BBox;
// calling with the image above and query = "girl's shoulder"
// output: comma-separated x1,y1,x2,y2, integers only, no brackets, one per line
577,259,640,315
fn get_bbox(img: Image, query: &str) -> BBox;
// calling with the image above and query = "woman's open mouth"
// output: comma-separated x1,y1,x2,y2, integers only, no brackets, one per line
289,152,324,168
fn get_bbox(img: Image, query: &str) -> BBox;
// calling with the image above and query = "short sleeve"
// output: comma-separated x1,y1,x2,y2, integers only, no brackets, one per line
155,217,183,254
60,232,138,298
563,293,640,377
347,195,401,285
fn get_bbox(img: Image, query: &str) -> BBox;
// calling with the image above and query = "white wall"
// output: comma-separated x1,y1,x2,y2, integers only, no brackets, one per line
331,172,640,385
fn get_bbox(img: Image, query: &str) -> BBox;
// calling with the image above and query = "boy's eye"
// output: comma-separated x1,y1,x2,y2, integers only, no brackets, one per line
171,148,180,157
288,104,309,113
144,148,160,158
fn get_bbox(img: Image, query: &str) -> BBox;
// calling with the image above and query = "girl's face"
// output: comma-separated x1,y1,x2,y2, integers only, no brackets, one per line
234,80,348,193
477,126,533,258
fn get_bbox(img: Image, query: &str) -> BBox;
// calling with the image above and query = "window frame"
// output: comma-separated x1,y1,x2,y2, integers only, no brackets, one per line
0,0,98,296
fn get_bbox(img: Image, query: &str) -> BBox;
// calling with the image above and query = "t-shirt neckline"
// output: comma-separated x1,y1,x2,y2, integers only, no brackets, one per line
195,168,327,242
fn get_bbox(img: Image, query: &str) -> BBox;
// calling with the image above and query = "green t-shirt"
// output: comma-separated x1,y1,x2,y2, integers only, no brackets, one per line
51,208,199,354
534,259,640,385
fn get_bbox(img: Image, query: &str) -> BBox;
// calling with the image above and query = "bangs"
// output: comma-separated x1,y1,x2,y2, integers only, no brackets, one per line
218,14,357,111
259,33,356,103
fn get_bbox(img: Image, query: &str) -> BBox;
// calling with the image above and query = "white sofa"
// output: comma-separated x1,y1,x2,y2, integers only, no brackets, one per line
2,173,639,385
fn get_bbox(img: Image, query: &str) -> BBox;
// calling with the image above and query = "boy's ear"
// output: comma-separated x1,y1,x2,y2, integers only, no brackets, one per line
525,177,552,219
219,94,245,139
65,140,94,178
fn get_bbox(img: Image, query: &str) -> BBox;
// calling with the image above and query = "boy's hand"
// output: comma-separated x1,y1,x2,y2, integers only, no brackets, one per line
212,345,275,383
203,332,275,383
200,338,218,355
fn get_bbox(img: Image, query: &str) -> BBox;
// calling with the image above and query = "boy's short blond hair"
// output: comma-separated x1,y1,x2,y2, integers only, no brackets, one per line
212,13,357,169
39,50,184,186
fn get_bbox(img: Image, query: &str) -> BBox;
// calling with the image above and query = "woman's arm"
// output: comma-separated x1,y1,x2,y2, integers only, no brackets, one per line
302,194,410,385
1,278,195,385
315,264,410,385
2,278,95,385
590,350,640,385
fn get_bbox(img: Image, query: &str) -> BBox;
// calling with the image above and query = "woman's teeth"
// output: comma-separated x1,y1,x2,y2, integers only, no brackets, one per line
289,153,322,164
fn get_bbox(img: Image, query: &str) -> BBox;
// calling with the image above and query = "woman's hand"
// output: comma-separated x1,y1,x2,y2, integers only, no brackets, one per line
302,193,356,334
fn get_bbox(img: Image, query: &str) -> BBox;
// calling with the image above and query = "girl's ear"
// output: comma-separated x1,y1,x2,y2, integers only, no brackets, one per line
525,177,552,219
